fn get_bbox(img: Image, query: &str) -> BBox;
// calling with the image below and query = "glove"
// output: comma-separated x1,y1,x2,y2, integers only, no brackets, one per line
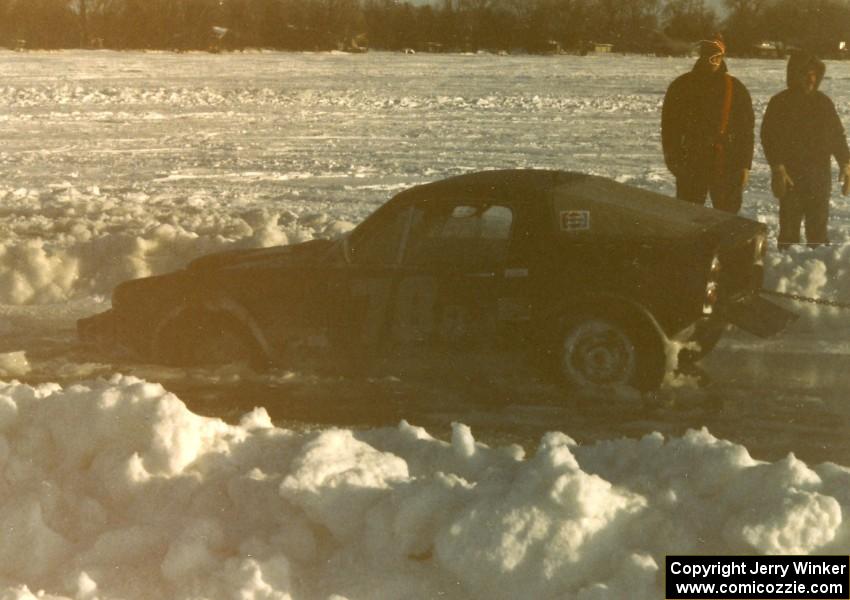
741,169,750,189
770,165,794,199
841,163,850,196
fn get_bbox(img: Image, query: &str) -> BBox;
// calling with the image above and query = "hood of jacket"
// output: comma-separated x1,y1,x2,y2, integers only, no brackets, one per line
692,56,728,76
786,50,825,90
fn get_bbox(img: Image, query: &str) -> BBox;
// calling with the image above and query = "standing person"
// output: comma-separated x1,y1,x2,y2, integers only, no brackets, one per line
761,51,850,249
661,36,754,213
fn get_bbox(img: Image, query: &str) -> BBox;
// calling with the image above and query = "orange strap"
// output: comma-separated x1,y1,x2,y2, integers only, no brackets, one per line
719,74,734,138
715,74,734,177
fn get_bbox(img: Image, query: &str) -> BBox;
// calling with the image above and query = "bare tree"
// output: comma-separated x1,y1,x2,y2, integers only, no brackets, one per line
663,0,717,41
762,0,850,56
722,0,769,53
587,0,659,49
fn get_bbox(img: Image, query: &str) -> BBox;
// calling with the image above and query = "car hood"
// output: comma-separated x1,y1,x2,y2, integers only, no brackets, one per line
186,239,336,271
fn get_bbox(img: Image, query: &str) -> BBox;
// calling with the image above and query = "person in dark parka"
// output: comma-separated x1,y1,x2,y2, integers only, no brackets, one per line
662,37,754,213
761,51,850,248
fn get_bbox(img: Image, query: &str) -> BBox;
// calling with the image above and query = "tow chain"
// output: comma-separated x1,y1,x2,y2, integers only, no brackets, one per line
760,288,850,309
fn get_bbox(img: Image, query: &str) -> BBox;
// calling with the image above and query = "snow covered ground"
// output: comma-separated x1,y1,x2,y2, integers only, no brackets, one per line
0,50,849,598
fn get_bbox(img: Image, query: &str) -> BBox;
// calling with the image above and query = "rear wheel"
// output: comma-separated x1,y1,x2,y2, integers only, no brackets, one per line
559,314,665,391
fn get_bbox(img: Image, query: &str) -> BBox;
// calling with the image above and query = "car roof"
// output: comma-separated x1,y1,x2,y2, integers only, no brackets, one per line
392,169,584,205
388,169,741,239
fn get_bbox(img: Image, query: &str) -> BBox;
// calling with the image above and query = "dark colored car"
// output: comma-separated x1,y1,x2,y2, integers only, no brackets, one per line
78,170,796,390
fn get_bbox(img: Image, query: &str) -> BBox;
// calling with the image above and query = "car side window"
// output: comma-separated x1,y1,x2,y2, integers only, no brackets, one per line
348,205,410,266
404,202,513,268
479,205,513,239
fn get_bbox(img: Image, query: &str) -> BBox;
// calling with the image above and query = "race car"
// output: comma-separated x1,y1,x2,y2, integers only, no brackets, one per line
78,169,796,391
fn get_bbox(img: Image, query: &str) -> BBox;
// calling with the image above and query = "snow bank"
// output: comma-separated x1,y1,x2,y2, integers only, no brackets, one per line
0,351,30,378
0,184,355,305
0,376,846,599
1,178,849,348
764,244,850,337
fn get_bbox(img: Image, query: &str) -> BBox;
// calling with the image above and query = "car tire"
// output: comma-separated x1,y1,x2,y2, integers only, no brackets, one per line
678,318,725,366
558,314,666,392
154,310,262,368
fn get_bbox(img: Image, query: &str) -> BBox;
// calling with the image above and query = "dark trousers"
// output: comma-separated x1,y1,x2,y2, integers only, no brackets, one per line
675,168,743,214
778,182,830,249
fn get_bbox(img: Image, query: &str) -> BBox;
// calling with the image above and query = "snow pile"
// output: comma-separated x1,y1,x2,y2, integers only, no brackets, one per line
0,185,355,304
0,351,30,378
0,376,846,599
763,243,850,338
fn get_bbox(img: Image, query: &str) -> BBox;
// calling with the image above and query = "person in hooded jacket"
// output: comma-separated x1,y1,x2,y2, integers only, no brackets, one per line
761,51,850,249
662,37,754,214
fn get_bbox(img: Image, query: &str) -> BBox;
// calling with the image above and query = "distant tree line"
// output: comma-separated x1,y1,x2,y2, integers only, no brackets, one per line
1,0,849,57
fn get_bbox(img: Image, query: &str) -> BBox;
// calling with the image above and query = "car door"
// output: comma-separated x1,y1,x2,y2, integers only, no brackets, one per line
389,196,521,367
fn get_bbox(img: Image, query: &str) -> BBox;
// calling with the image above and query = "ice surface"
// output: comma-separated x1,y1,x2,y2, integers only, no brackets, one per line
0,50,849,598
0,52,847,346
0,376,845,599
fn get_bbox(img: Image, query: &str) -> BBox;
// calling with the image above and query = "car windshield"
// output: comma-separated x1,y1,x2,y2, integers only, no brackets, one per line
553,177,731,239
344,202,410,265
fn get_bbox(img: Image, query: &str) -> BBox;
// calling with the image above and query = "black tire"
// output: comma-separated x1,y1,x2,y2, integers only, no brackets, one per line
677,318,725,366
154,310,262,368
558,314,666,392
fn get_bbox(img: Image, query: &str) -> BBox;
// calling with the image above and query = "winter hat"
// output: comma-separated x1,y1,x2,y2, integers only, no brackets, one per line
698,36,726,66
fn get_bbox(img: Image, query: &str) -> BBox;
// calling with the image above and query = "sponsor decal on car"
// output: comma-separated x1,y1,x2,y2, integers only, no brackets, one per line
560,210,591,232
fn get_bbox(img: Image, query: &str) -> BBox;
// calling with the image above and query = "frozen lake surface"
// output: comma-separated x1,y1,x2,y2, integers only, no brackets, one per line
0,50,849,599
1,50,848,461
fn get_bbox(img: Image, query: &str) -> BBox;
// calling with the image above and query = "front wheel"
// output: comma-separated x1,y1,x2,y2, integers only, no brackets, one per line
153,310,263,368
559,315,665,391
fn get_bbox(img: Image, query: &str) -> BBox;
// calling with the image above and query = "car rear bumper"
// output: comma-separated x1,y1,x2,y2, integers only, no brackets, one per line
723,294,798,338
